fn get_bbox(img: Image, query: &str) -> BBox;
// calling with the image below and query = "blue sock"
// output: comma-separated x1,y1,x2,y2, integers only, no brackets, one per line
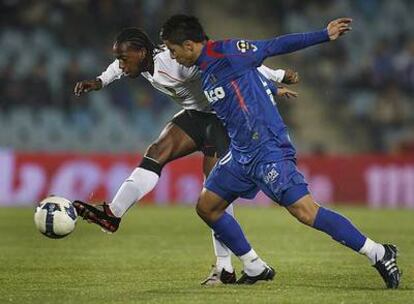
313,207,366,252
210,212,251,256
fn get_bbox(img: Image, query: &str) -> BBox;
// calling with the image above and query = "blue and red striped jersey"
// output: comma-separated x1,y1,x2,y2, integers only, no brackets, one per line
195,30,330,164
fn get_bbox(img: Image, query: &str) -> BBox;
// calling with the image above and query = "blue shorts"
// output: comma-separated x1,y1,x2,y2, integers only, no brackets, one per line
205,152,309,206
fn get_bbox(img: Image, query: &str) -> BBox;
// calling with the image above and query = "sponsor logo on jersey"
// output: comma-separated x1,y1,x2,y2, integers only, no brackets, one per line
236,40,258,53
204,86,226,103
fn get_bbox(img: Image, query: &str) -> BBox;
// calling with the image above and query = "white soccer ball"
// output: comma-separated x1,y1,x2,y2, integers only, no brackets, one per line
34,196,78,239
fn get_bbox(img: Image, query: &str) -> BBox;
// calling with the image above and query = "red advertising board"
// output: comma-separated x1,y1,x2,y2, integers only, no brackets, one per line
1,150,413,208
298,155,414,208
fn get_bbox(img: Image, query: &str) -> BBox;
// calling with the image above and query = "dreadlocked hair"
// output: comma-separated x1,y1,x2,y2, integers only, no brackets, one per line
115,27,159,56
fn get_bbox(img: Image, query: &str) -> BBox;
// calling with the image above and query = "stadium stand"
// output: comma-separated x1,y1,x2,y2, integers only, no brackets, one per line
0,0,413,153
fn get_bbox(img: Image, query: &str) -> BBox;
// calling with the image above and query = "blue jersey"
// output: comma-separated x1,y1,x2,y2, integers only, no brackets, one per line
195,30,329,164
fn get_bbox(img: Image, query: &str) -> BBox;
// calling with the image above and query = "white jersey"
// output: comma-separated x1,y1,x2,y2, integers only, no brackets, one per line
98,48,286,113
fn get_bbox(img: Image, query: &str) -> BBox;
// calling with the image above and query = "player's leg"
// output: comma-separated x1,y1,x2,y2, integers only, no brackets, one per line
199,164,236,285
74,111,199,232
196,188,274,284
108,121,197,217
285,194,401,288
204,156,235,269
256,159,400,288
200,121,237,284
199,159,275,284
286,194,372,252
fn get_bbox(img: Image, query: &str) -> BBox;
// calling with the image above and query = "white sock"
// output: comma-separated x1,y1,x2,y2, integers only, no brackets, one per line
359,238,385,265
212,204,234,272
109,167,159,217
216,255,233,273
239,249,267,276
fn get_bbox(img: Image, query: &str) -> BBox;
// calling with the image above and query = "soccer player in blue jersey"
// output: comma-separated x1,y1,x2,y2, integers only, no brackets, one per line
160,15,401,287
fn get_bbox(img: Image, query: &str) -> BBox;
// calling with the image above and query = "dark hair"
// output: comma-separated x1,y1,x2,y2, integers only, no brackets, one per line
115,27,156,55
160,15,207,44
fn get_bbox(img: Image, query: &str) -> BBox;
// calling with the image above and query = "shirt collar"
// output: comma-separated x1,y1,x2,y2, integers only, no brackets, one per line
195,41,209,67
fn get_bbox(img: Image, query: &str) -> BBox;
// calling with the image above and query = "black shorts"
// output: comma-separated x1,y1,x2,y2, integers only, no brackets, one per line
171,109,230,158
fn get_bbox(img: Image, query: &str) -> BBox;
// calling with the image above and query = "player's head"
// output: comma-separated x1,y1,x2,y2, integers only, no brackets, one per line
113,27,155,77
160,15,207,67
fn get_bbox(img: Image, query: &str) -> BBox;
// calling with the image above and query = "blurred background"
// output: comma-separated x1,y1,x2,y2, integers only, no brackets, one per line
0,0,413,207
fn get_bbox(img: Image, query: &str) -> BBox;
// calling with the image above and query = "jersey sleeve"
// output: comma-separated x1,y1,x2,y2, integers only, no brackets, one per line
97,59,124,87
229,29,330,68
256,65,285,83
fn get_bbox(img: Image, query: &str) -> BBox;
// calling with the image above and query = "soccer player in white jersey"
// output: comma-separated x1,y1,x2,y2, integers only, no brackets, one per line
73,28,299,285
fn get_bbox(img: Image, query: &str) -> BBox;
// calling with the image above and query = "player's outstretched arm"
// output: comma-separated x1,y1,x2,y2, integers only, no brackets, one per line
238,17,352,67
74,59,124,96
74,79,102,96
266,16,352,54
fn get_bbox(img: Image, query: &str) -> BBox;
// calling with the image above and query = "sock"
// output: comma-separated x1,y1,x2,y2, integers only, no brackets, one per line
212,204,234,272
210,212,251,257
216,255,233,273
239,249,267,276
313,207,367,252
109,159,160,217
139,156,163,176
359,238,385,265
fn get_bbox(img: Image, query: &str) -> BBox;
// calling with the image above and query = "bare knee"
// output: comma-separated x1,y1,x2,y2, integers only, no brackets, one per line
293,208,317,226
196,198,219,224
196,190,228,224
196,199,211,222
145,142,162,159
145,141,172,165
286,195,320,226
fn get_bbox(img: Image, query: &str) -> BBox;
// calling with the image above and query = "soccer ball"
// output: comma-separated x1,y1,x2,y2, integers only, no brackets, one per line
34,196,78,239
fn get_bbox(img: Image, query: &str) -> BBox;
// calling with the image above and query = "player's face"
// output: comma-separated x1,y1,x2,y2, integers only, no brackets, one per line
113,42,146,78
164,40,197,67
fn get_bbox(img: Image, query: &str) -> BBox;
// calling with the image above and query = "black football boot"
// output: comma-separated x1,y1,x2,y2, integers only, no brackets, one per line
236,266,276,285
373,244,401,289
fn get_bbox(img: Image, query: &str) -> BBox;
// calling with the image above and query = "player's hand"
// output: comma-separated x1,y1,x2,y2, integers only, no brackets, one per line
74,79,102,96
327,18,352,40
282,69,299,85
277,86,298,99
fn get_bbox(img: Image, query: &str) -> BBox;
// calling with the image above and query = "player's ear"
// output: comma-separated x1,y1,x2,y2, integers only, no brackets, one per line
137,48,147,59
183,40,193,51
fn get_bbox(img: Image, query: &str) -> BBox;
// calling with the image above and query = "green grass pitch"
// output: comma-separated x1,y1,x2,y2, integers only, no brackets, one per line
0,205,413,304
